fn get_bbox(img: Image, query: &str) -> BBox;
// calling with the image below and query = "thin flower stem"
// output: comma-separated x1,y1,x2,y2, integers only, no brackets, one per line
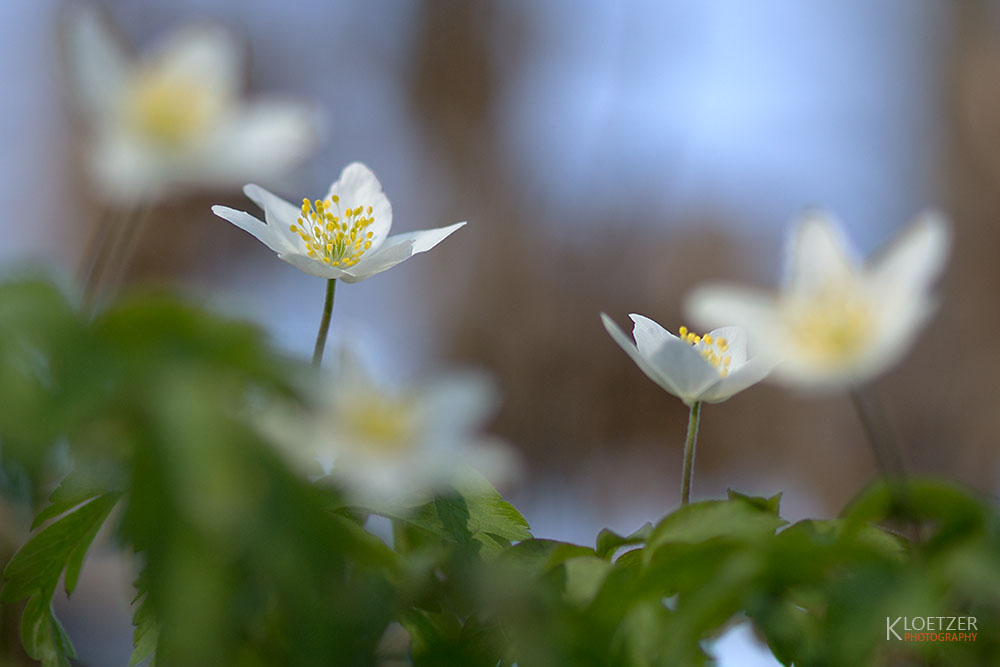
849,387,905,479
78,206,117,290
100,205,153,300
81,204,153,313
680,401,702,506
312,278,337,366
81,206,129,310
850,387,923,542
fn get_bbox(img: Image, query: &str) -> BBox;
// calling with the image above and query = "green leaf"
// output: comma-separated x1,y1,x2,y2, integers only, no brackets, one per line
646,498,786,555
504,539,597,572
3,492,119,666
727,489,782,515
0,279,87,476
3,492,121,602
613,599,674,666
842,478,987,527
782,519,906,557
20,593,75,667
745,600,811,667
129,571,159,667
31,471,107,530
595,522,652,560
370,471,531,554
563,556,611,604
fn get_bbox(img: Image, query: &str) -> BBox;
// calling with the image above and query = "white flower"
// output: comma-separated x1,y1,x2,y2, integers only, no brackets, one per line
212,162,465,282
262,349,517,508
63,4,321,203
685,211,950,390
601,314,770,406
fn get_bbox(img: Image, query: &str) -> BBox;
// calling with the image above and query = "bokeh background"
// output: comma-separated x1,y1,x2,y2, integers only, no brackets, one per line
3,1,999,664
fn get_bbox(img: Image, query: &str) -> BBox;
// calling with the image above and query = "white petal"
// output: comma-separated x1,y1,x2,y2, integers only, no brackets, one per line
338,222,466,283
146,25,242,101
326,162,393,250
699,356,772,403
243,184,300,230
627,314,679,359
870,211,950,294
852,293,935,387
88,128,164,203
211,205,284,252
396,221,467,253
200,101,324,183
705,326,747,365
61,4,131,123
601,314,683,398
645,335,722,403
415,373,498,438
686,286,776,338
278,252,353,280
783,210,859,292
456,440,521,490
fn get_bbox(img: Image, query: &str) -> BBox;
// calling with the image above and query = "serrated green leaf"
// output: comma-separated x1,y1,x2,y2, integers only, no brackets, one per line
2,491,120,667
726,489,783,515
3,492,121,602
596,522,653,560
781,519,906,557
369,471,531,549
30,471,108,531
129,588,159,667
503,539,597,572
20,592,75,667
646,498,786,555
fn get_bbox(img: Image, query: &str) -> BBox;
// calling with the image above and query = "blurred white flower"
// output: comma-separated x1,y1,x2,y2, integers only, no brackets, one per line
601,314,770,406
263,349,517,508
686,211,950,390
212,162,465,282
63,4,321,203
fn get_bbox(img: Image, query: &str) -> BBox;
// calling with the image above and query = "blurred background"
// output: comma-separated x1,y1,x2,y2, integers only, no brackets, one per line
2,1,999,664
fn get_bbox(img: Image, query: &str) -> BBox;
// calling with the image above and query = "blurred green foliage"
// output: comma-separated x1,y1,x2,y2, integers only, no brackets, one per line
1,277,999,666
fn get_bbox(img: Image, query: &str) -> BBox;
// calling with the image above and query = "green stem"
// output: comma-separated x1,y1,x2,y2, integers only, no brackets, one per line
80,205,152,314
81,206,128,311
99,205,153,301
849,388,905,479
312,279,337,366
78,206,116,291
680,401,702,506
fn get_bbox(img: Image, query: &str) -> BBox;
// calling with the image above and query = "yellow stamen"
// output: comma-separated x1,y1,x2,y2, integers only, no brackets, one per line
680,325,733,377
293,194,380,268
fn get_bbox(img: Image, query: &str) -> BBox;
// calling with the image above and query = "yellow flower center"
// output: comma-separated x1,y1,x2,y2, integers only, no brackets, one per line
678,326,732,377
785,291,871,366
124,69,223,148
290,196,375,267
343,395,416,453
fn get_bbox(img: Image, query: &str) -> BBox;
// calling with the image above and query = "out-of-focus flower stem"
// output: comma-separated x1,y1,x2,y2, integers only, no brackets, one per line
80,204,150,312
680,401,702,505
849,387,905,479
312,278,337,366
78,207,118,290
850,387,924,540
99,205,152,300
